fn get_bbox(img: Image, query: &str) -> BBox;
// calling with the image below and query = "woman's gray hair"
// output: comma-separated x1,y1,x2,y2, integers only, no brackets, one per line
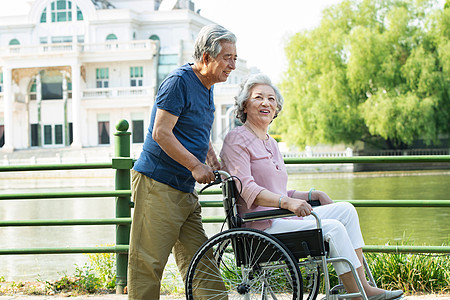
193,24,237,63
235,73,284,123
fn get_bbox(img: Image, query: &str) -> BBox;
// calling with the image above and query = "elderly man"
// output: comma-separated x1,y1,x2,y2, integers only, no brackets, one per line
128,24,237,299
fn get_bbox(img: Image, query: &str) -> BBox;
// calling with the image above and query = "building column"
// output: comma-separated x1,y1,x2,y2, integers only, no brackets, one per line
62,72,69,146
71,63,82,148
36,73,42,146
2,67,14,152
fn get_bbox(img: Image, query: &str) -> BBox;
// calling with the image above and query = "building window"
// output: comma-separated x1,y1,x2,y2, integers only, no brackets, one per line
68,123,73,144
98,114,110,145
9,39,20,45
30,79,36,92
41,72,62,100
77,7,83,20
51,36,72,43
0,124,4,147
40,8,47,23
55,124,64,145
106,34,118,41
37,124,66,146
31,124,39,146
44,125,53,145
130,66,143,87
51,0,72,22
158,54,178,88
96,68,109,88
132,120,144,143
98,122,110,145
29,78,37,100
106,34,118,49
41,1,83,23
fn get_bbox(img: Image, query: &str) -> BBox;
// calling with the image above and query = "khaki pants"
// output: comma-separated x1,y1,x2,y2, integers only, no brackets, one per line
127,170,223,299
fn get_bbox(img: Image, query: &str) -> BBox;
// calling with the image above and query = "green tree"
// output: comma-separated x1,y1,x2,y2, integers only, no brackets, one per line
275,0,449,150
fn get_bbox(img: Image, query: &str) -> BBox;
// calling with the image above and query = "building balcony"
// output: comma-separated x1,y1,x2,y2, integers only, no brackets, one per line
0,40,158,63
213,84,240,95
0,87,153,107
81,86,154,109
82,86,154,99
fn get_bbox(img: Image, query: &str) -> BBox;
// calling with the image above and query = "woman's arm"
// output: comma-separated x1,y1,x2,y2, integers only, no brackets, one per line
290,190,334,205
254,190,313,217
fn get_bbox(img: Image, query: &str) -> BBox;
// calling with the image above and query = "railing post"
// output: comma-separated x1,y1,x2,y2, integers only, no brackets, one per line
113,119,132,294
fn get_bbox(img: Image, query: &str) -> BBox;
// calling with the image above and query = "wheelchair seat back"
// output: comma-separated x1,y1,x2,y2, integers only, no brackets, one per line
221,178,242,229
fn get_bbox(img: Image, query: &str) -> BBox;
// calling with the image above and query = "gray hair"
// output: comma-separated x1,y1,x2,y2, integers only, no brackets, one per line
235,73,284,123
193,24,237,63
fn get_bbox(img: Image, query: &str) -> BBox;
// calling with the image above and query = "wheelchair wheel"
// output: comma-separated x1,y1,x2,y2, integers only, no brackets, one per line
298,259,321,300
186,228,303,299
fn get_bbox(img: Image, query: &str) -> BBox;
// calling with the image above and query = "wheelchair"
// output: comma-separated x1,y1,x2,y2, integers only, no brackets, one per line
185,170,377,300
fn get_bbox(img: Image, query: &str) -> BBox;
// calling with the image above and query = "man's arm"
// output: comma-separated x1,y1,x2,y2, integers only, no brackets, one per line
152,108,215,184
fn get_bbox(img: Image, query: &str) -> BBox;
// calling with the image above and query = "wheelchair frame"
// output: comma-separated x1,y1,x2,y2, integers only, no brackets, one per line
185,170,376,300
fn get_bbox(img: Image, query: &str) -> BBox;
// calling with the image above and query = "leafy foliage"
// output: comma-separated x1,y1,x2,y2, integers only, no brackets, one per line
276,0,449,149
44,265,104,295
87,252,116,289
44,251,116,295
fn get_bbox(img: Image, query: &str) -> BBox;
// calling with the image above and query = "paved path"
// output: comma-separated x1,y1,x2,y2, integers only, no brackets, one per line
1,294,450,299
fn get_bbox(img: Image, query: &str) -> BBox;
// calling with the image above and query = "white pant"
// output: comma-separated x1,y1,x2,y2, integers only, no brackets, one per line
264,202,364,275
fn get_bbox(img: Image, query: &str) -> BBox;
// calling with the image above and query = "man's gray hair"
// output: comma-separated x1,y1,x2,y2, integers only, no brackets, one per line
193,24,237,63
235,73,284,123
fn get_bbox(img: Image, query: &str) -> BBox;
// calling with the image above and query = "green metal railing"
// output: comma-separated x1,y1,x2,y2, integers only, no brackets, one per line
1,120,449,294
0,120,134,294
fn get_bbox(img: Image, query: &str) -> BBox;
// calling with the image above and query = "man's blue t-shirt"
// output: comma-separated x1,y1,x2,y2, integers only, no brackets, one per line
133,63,215,193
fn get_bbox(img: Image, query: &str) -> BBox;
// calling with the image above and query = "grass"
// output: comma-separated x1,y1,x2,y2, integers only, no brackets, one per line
321,250,450,295
0,241,449,296
365,249,450,293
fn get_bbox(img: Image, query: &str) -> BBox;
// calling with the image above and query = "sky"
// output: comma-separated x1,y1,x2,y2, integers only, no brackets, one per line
193,0,343,82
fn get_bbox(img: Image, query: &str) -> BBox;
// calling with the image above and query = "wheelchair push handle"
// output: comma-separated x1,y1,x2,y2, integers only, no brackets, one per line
214,170,231,178
198,170,232,193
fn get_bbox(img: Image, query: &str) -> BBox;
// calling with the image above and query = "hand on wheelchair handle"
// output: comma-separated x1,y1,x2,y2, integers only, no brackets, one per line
198,170,223,193
191,163,216,184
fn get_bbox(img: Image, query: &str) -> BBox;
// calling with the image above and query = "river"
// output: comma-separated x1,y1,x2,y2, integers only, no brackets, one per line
0,170,449,281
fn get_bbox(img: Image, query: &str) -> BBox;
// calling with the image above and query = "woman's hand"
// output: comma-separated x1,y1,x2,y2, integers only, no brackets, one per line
314,191,334,205
284,198,313,217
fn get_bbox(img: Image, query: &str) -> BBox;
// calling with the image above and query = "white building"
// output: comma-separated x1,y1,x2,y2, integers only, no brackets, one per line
0,0,248,154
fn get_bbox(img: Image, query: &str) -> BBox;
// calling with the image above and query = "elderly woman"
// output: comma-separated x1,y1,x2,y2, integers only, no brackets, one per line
220,73,403,300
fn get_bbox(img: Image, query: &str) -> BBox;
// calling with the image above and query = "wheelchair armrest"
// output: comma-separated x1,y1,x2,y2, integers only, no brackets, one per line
243,209,322,229
243,209,293,221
